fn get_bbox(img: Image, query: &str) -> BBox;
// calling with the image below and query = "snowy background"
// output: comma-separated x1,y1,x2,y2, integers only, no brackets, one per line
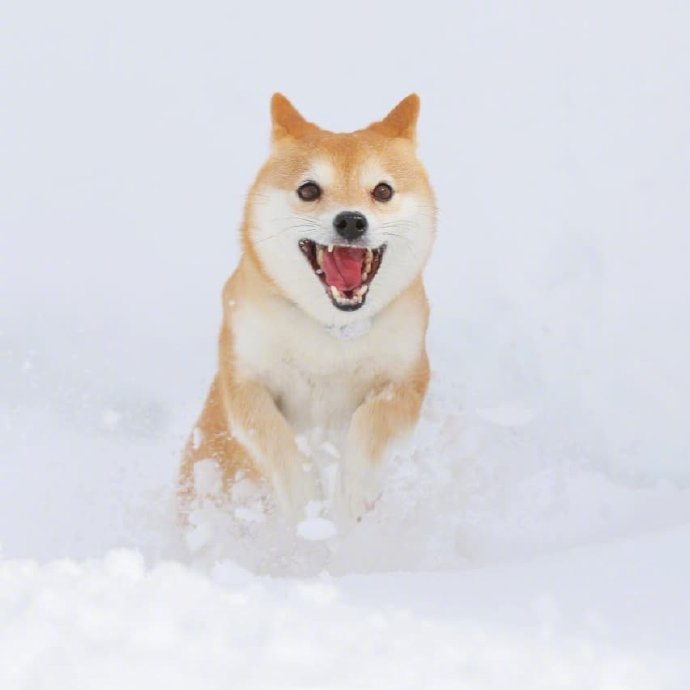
2,0,690,687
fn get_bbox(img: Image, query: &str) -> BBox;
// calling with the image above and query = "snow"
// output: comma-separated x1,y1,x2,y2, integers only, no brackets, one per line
2,0,690,687
296,516,338,541
2,532,690,689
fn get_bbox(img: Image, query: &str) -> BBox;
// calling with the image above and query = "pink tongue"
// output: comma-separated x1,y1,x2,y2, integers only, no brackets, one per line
321,247,365,292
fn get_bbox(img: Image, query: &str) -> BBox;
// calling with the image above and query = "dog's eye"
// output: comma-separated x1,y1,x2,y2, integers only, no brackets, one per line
297,182,321,202
372,182,394,202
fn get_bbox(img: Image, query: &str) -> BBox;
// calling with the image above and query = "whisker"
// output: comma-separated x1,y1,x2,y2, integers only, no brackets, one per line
270,216,321,226
255,225,318,244
379,231,416,255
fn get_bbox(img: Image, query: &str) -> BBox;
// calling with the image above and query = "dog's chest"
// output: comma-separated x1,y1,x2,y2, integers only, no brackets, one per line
231,301,418,431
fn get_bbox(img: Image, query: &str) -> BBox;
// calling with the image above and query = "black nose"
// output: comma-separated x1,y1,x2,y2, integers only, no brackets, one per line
333,211,368,241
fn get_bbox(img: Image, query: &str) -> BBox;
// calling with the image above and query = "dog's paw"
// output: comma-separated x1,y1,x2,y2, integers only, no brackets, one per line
336,462,383,523
274,457,321,521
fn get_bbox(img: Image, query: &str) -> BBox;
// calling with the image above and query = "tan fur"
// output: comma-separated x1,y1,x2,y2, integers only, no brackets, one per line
180,94,435,521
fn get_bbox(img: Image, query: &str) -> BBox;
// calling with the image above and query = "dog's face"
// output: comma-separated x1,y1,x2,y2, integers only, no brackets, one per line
245,94,436,326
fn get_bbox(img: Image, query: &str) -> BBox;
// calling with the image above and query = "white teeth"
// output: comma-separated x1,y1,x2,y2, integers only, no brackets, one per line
327,245,334,253
316,247,324,267
316,269,323,275
328,283,369,306
360,249,373,281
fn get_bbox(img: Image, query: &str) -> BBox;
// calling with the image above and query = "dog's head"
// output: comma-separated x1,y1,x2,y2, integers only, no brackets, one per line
245,93,435,325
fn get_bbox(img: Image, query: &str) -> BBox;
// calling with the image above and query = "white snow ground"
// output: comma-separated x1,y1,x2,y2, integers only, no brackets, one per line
2,1,690,687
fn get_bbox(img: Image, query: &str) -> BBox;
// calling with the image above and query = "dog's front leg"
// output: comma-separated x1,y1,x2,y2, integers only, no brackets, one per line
338,361,429,521
220,377,319,518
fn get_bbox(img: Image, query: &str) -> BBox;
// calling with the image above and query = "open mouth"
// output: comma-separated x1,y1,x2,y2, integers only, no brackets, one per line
298,240,386,311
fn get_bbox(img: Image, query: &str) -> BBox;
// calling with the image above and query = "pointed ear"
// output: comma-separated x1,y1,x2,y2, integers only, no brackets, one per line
270,93,314,141
370,94,420,141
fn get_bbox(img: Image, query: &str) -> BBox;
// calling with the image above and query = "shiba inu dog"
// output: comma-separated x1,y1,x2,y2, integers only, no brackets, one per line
180,93,436,522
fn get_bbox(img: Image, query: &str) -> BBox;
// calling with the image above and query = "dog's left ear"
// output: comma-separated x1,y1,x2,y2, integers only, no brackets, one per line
370,94,420,142
270,93,315,142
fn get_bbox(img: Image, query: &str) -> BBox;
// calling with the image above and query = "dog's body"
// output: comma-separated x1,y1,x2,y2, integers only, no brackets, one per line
180,94,436,521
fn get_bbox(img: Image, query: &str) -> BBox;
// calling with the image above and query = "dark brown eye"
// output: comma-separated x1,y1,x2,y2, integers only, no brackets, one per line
372,182,394,202
297,182,321,201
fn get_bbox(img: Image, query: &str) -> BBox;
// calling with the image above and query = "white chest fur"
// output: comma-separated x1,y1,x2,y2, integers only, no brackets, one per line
230,295,423,433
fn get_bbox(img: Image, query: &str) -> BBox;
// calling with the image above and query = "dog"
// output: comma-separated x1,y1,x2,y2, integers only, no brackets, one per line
179,93,436,523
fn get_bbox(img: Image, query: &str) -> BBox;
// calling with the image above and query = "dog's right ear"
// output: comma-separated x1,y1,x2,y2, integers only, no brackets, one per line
270,93,314,142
